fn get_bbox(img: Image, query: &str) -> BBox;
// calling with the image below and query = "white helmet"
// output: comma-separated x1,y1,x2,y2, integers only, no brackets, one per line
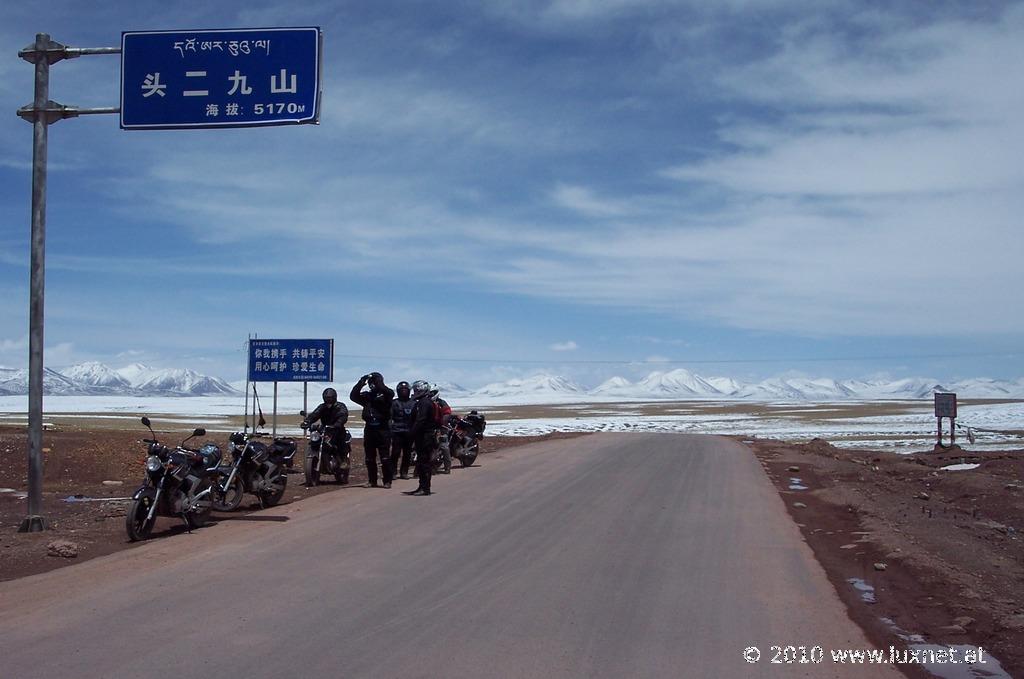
429,383,440,397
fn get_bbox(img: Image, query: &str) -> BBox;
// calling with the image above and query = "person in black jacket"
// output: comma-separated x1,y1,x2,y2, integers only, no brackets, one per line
403,380,438,496
350,372,395,488
389,381,415,480
302,387,349,453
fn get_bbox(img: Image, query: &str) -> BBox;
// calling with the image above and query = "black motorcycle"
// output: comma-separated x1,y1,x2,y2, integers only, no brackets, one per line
300,417,351,486
449,412,485,468
211,431,296,511
432,411,486,472
125,417,222,542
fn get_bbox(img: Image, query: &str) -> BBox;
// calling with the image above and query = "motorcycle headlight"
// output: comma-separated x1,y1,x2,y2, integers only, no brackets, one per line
145,455,162,473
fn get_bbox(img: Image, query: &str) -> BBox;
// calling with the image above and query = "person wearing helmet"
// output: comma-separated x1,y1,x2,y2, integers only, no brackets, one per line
302,387,349,451
404,379,437,496
389,381,415,480
350,372,395,488
431,384,454,474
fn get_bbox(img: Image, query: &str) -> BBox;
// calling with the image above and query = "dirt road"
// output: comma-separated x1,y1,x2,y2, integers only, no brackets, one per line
0,434,900,677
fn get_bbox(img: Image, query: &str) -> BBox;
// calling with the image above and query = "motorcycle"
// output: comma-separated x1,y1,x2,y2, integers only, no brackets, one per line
211,431,296,511
125,417,222,542
448,417,479,471
448,414,484,468
300,414,351,486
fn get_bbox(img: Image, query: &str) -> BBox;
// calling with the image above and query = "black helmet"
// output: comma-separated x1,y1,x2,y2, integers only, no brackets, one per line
412,380,430,398
322,387,338,405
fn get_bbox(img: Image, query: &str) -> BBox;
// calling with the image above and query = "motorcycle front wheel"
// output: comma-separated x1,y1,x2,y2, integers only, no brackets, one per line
186,492,213,529
334,455,349,485
304,456,320,487
461,442,479,467
212,475,244,512
125,496,155,542
259,473,287,506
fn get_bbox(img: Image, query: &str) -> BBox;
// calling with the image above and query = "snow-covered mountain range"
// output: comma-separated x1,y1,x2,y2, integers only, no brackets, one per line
0,362,236,396
464,370,1024,403
1,364,1022,402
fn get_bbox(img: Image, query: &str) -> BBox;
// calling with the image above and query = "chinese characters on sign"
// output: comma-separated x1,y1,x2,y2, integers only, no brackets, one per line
121,27,321,129
248,339,333,382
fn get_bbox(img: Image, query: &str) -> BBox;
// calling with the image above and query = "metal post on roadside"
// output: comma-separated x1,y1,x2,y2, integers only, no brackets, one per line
16,34,119,533
243,335,251,432
272,381,278,437
934,392,957,449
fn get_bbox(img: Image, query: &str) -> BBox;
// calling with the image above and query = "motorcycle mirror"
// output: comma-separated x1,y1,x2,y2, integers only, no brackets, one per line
141,416,151,427
193,428,206,437
299,410,306,417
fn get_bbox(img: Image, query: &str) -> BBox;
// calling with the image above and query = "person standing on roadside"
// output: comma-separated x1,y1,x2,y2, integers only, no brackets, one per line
430,384,453,474
389,381,415,480
350,372,395,488
404,380,438,496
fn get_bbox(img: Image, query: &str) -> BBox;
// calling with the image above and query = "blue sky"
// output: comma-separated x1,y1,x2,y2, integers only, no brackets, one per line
1,0,1022,388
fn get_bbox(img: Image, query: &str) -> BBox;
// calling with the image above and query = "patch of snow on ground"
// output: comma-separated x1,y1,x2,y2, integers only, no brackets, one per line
940,463,981,471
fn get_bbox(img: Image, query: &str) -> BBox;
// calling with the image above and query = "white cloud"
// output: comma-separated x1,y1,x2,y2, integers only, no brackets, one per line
666,9,1024,199
0,336,76,370
550,184,632,218
0,336,27,353
550,341,579,351
319,75,579,152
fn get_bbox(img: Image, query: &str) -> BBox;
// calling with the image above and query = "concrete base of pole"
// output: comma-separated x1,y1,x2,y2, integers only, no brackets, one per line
17,515,48,533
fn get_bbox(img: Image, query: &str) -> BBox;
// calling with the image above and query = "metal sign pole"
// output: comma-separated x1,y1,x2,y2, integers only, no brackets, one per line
303,382,308,418
272,381,278,437
15,34,119,533
243,335,251,432
19,34,52,533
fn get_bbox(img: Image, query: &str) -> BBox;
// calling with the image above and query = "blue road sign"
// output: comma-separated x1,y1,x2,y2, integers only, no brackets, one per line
249,339,333,382
121,27,321,130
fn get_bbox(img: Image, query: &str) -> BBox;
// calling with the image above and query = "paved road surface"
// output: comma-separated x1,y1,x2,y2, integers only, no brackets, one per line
0,434,900,677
